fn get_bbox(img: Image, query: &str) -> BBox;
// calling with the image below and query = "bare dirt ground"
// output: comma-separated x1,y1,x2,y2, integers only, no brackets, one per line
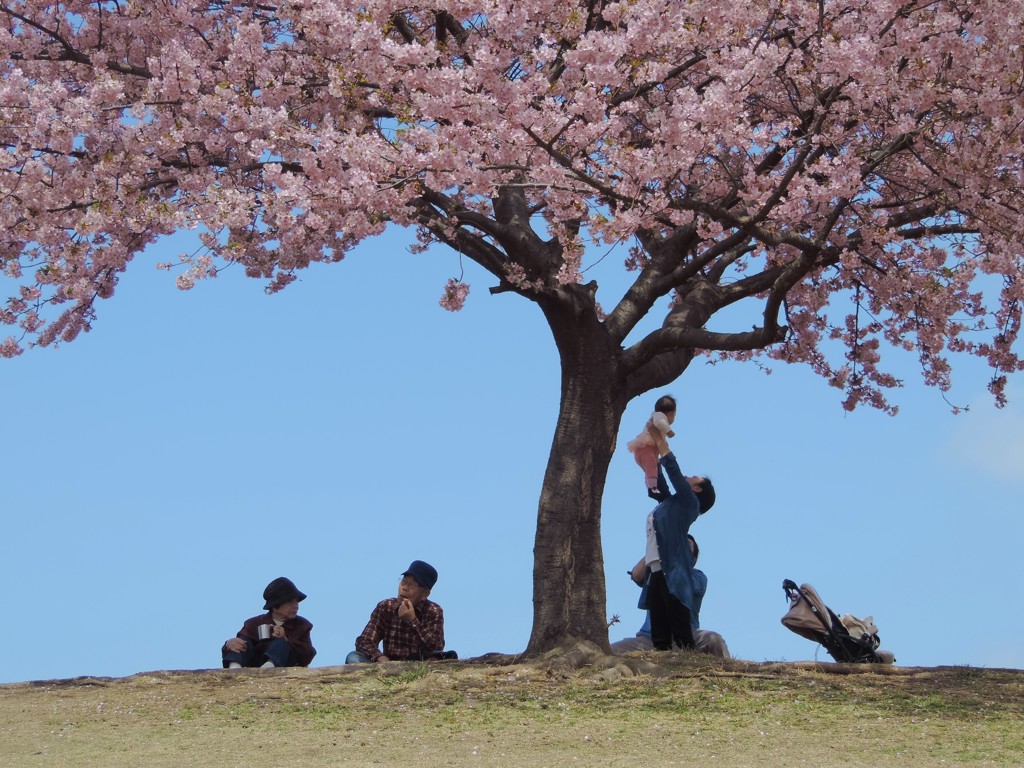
2,647,1022,768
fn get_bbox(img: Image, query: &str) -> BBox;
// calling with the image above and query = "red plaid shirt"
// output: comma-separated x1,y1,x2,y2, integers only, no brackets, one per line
355,597,445,661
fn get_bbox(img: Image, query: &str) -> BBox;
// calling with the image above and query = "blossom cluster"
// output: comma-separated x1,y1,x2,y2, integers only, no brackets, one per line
1,0,1022,408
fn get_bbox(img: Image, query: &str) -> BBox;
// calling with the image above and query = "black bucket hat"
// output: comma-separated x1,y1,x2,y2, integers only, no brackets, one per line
263,577,307,610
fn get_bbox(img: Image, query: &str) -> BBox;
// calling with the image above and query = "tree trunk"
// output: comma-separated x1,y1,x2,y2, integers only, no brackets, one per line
526,290,626,655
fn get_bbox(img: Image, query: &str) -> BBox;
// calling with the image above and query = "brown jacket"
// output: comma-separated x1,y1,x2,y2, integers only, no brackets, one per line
231,612,316,666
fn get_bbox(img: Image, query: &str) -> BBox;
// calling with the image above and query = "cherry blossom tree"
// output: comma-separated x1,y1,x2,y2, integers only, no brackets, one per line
3,0,1023,654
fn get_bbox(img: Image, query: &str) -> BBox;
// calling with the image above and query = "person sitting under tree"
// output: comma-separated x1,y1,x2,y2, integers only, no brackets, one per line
612,534,730,658
346,560,455,663
221,577,316,669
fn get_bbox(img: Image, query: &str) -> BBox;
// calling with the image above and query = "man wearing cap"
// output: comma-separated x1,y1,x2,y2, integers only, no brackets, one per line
221,577,317,669
346,560,452,663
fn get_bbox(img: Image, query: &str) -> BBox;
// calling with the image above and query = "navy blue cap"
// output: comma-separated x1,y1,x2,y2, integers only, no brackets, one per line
402,560,438,590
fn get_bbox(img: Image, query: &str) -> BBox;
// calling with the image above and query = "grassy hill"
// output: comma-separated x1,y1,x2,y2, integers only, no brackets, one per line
2,649,1022,767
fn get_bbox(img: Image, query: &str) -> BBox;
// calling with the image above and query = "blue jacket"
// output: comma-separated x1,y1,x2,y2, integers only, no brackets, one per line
638,452,708,616
637,568,707,636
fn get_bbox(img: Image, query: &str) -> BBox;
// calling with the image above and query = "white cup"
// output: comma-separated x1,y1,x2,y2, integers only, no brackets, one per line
257,624,273,640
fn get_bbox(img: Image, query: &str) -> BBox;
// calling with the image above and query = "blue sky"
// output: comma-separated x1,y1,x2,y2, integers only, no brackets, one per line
4,226,1023,683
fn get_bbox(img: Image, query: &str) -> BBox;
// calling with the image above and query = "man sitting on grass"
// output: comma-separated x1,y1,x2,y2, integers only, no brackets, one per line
346,560,456,663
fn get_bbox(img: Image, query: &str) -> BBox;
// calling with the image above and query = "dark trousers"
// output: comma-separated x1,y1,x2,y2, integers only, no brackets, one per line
222,637,296,668
647,570,695,650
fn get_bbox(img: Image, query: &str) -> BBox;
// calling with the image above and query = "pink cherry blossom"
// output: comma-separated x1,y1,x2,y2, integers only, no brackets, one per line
4,0,1024,653
439,278,470,312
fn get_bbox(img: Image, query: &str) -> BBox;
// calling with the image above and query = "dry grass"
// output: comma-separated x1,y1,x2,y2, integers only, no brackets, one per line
2,650,1022,768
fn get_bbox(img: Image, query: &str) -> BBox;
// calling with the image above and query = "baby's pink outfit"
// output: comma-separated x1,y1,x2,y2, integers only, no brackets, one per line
626,411,673,491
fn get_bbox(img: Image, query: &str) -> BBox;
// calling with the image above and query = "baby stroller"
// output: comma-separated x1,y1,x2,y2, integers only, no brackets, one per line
781,579,895,664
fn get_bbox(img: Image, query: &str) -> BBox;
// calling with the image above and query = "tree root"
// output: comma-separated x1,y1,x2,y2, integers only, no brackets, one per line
537,640,671,680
